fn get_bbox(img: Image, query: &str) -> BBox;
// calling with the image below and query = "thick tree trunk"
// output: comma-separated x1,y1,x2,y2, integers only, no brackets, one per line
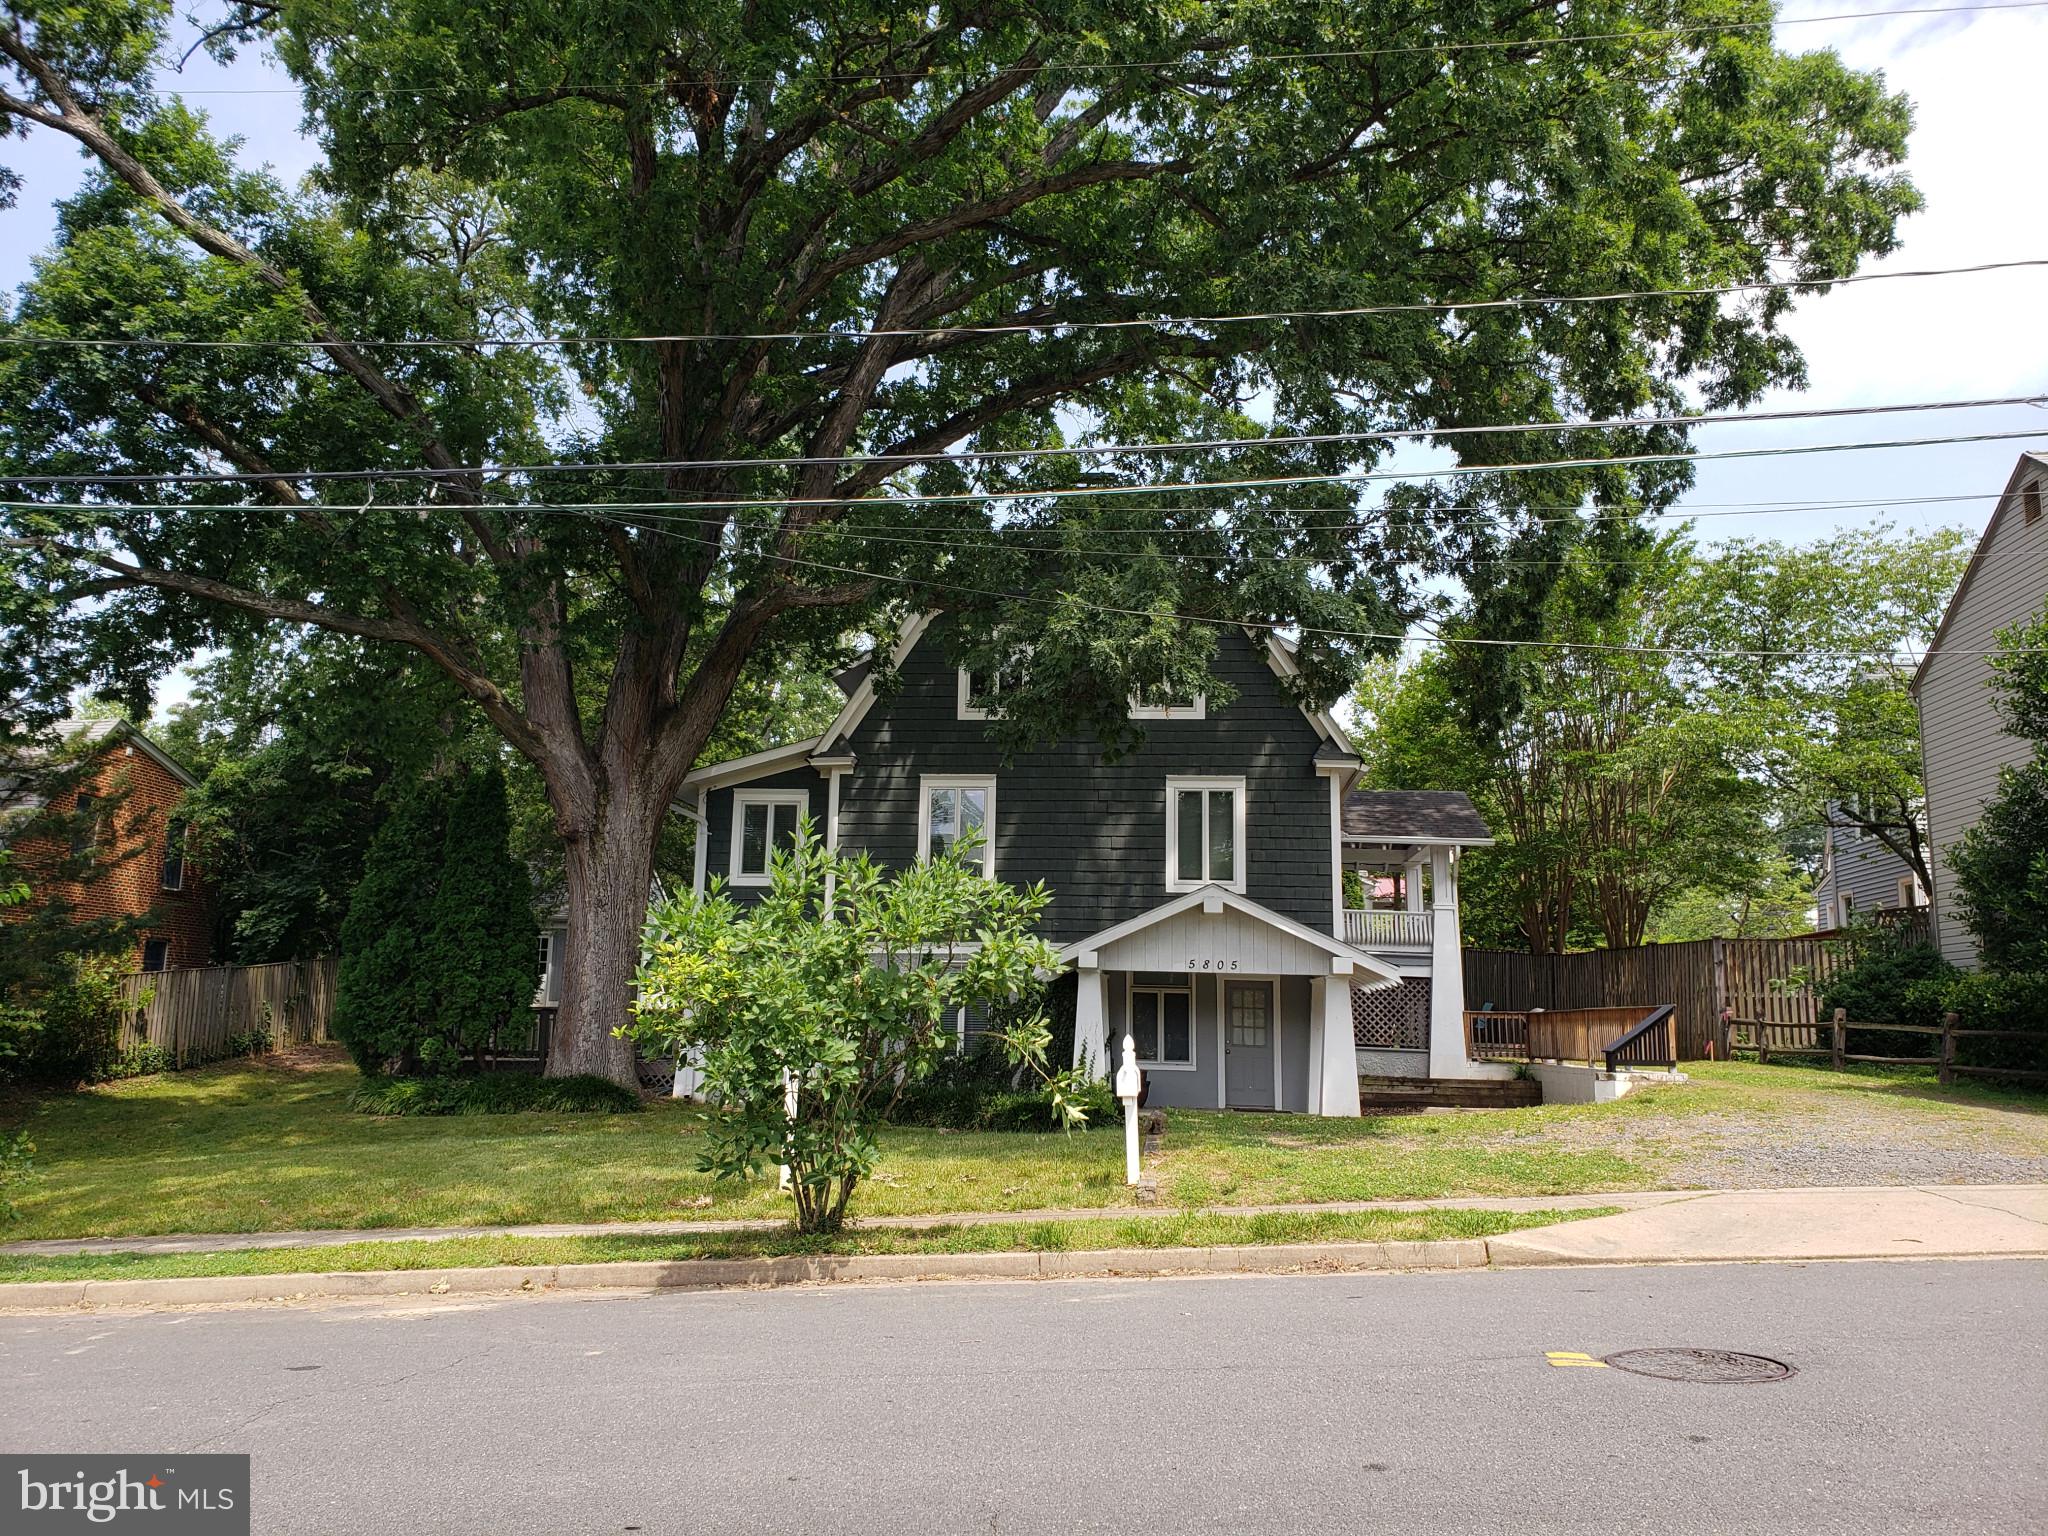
549,793,663,1084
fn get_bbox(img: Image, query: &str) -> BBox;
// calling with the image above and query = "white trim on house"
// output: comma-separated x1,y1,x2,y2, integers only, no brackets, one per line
917,774,998,877
1124,971,1198,1072
682,737,821,793
1128,692,1207,721
729,789,809,886
691,788,710,896
1056,885,1403,985
1165,775,1248,894
815,612,937,753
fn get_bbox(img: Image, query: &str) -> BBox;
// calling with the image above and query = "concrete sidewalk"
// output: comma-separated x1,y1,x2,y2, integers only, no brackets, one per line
1488,1183,2048,1266
0,1190,1683,1259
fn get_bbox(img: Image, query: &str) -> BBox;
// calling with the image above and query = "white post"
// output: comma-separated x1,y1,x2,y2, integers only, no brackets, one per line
1073,962,1109,1083
1427,845,1479,1080
1116,1033,1143,1185
777,1068,797,1190
1316,969,1363,1116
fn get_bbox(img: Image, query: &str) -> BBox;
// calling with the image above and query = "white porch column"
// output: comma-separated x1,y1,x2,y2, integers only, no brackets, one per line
1312,968,1362,1116
1426,846,1489,1079
1072,961,1109,1083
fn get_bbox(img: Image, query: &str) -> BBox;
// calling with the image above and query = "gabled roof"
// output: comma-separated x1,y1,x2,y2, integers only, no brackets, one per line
1911,449,2048,696
1055,883,1404,984
1343,789,1494,845
680,735,823,792
0,717,199,835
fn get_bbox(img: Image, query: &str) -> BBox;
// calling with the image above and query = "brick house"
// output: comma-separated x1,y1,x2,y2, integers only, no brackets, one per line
2,718,212,972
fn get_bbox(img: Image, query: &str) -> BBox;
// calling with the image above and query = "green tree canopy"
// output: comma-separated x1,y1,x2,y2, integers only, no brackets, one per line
1,0,1919,1078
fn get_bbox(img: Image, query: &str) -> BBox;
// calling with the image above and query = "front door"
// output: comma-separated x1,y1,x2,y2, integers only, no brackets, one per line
1223,980,1275,1109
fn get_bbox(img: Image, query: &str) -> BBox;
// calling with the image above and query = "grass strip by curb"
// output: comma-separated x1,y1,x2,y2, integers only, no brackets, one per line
0,1206,1615,1286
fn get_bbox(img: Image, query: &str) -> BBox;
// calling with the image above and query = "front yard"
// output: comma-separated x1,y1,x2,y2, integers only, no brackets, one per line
3,1049,2044,1244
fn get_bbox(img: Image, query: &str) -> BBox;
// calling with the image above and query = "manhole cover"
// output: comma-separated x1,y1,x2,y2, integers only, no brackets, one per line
1602,1348,1795,1384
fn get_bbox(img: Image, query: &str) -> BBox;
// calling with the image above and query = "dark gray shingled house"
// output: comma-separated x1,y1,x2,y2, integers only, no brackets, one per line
659,614,1495,1117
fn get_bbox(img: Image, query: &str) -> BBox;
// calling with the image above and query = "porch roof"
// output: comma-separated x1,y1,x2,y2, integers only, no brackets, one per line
1055,885,1402,985
1342,789,1494,846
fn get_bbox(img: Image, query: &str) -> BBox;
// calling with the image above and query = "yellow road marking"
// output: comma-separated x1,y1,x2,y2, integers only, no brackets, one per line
1546,1351,1609,1369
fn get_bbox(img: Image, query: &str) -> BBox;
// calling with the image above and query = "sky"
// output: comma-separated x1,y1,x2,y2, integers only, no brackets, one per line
2,5,2044,713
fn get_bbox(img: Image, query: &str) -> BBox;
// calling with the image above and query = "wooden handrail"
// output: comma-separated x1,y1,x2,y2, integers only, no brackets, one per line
1603,1004,1678,1071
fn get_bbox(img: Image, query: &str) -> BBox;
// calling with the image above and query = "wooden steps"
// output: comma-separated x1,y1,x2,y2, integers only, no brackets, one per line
1357,1075,1541,1113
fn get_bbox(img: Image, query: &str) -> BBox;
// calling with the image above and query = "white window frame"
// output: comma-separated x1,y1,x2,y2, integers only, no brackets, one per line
729,789,808,886
1129,691,1207,721
1165,775,1248,893
918,775,997,877
1897,876,1922,909
1126,975,1198,1071
535,932,557,1007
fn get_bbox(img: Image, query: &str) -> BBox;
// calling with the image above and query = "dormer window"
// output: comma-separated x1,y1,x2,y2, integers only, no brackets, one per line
1130,685,1206,721
957,650,1030,720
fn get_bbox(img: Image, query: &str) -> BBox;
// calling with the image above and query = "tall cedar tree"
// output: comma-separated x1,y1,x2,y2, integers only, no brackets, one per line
331,781,446,1074
418,768,539,1070
0,1,1920,1081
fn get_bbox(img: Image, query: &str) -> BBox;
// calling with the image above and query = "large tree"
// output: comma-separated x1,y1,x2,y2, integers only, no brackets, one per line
0,0,1916,1080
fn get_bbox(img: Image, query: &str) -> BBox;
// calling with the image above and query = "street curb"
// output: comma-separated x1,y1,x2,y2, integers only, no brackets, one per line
1485,1240,2048,1268
0,1238,1493,1311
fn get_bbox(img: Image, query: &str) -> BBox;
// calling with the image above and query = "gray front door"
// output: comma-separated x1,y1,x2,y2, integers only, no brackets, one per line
1223,980,1275,1109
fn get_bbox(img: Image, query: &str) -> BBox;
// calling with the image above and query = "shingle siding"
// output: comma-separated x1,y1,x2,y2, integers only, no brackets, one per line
699,765,828,907
1814,815,1920,926
1915,457,2048,967
831,622,1336,945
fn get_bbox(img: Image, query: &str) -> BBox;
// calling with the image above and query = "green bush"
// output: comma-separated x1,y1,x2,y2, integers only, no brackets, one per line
891,1043,1113,1131
0,1130,33,1223
19,956,132,1085
347,1072,642,1116
110,1042,171,1079
1938,970,2048,1078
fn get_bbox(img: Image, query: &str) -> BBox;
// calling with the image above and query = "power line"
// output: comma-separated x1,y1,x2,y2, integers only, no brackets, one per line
117,3,2048,97
9,424,2041,518
546,502,2028,664
6,258,2040,350
16,425,2034,512
9,392,2039,489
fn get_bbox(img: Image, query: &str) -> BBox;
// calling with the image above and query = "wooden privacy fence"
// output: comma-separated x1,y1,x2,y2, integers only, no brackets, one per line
1464,934,1849,1060
119,958,337,1067
1730,1009,2048,1087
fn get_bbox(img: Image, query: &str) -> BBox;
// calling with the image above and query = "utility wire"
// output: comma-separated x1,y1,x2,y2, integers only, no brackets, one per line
543,501,2029,664
12,425,2038,513
119,3,2048,96
6,392,2038,488
5,258,2040,350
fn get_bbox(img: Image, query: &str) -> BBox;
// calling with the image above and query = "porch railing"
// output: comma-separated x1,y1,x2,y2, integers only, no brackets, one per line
1463,1004,1678,1069
1344,909,1435,949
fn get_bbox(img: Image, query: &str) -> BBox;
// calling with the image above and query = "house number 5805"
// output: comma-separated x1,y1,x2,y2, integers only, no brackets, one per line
1188,958,1240,971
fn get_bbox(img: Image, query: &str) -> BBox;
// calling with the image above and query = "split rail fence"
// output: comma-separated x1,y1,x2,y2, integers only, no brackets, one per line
118,958,338,1067
1728,1008,2048,1087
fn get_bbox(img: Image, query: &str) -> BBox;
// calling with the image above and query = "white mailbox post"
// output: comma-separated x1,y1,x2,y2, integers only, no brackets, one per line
1115,1032,1143,1186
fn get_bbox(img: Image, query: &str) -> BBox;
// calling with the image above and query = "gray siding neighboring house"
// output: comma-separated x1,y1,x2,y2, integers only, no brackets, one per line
1812,810,1925,932
666,613,1499,1116
1911,450,2048,967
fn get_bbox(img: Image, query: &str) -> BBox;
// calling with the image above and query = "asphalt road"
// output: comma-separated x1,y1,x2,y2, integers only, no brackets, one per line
4,1259,2043,1535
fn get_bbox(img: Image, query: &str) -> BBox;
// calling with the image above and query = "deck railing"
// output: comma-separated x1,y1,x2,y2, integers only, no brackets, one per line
1343,909,1435,949
1463,1004,1678,1069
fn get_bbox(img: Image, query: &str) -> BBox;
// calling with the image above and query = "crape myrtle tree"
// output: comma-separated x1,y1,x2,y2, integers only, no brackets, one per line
0,0,1917,1083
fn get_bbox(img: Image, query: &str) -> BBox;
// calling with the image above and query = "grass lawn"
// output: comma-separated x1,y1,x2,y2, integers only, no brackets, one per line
0,1205,1609,1286
1,1050,2041,1244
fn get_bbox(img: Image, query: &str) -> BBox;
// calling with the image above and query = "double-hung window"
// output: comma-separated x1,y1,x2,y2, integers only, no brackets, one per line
957,653,1029,721
1165,776,1246,892
1129,976,1194,1068
161,819,187,892
920,775,996,877
730,790,807,885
